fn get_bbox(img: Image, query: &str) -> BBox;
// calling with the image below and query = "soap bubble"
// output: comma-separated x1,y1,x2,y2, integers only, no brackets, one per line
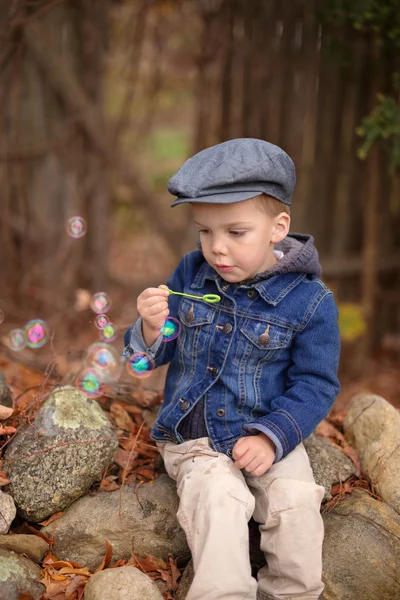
77,368,104,398
99,322,117,342
24,319,49,349
86,342,121,383
66,216,87,239
8,329,26,352
161,317,181,342
90,292,111,314
125,352,155,379
94,314,109,330
0,309,4,324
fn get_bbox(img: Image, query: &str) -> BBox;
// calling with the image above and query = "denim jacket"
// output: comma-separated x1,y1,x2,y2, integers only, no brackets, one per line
123,235,341,463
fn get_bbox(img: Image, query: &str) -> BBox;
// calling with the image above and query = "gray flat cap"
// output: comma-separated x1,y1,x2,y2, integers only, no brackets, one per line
168,138,296,207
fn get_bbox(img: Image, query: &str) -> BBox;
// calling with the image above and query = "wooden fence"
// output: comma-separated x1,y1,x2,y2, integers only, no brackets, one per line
191,0,400,347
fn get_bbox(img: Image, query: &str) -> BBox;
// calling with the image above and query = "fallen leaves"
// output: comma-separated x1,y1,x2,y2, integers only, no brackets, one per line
36,545,182,600
316,417,361,476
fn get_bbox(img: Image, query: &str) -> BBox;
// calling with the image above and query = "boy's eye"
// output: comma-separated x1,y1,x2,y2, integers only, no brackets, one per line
229,230,245,237
198,229,210,234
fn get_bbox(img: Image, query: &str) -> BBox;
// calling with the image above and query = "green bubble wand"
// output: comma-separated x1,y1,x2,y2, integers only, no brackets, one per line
161,285,221,304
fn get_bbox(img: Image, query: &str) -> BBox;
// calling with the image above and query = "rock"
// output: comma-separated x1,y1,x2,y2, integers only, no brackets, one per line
5,386,118,523
343,392,400,514
42,474,190,571
0,548,45,600
0,373,13,409
322,489,400,600
175,559,194,600
304,434,356,501
0,492,16,534
0,535,49,563
84,566,164,600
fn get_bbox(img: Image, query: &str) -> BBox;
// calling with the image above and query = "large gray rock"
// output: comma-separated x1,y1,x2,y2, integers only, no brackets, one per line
84,566,164,600
304,433,356,501
322,490,400,600
0,548,45,600
5,386,118,523
343,393,400,514
0,492,16,534
42,474,190,571
0,534,49,563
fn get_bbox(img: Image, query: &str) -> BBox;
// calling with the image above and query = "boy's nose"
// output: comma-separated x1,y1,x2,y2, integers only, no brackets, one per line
211,239,227,255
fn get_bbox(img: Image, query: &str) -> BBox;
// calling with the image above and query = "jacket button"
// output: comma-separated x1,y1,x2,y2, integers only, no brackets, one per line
227,448,233,457
180,400,190,411
258,333,270,345
211,367,218,377
185,311,194,323
222,323,232,334
217,408,225,417
247,290,256,298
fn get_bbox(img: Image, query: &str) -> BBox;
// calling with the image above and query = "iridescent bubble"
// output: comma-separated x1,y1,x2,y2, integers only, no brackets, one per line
8,329,26,352
0,309,4,324
99,322,117,343
126,352,155,379
86,342,121,383
66,216,87,239
94,314,109,330
77,368,103,398
161,317,181,342
90,292,111,314
24,319,49,349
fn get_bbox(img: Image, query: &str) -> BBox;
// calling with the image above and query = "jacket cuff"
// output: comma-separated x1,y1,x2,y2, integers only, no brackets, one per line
125,317,164,359
242,424,284,463
243,409,302,462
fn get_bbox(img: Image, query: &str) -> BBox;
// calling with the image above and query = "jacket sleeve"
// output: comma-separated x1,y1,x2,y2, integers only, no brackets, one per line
122,255,186,368
243,292,341,462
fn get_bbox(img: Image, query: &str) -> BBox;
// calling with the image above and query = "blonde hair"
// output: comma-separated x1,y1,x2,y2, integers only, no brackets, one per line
254,193,291,218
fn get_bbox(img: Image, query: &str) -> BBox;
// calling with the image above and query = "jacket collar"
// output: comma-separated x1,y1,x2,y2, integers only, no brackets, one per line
190,261,307,306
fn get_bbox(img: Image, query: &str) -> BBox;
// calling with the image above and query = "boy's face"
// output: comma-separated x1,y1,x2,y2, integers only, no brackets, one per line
192,197,290,283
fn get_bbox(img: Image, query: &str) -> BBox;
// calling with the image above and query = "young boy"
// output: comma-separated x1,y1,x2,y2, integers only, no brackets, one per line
123,138,341,600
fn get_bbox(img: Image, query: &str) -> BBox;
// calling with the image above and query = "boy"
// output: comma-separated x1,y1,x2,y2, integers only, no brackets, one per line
123,138,340,600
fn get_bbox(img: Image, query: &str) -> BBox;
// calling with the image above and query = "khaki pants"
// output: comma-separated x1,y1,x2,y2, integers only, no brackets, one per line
157,437,325,600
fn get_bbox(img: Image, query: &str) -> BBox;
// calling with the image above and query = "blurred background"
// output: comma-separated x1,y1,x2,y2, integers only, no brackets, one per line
0,0,399,411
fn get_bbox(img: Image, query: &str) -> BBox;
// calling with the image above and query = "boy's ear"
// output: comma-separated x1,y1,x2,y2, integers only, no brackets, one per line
271,212,290,244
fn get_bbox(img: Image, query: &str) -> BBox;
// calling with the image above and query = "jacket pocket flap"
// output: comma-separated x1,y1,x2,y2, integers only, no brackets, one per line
178,298,215,327
240,320,291,350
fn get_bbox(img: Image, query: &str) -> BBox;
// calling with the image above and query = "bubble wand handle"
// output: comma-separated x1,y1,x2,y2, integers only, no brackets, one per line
165,288,221,304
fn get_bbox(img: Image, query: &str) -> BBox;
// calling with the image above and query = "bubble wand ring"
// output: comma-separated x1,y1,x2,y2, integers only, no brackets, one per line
163,287,221,304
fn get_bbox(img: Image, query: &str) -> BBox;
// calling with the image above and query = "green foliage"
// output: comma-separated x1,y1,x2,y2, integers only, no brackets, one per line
322,0,400,47
337,303,367,342
320,0,400,169
357,90,400,171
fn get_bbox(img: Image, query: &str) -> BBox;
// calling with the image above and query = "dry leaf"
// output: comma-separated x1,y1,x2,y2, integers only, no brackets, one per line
114,447,138,470
315,420,345,444
0,473,11,486
39,511,64,526
94,540,113,573
0,425,16,435
109,403,134,431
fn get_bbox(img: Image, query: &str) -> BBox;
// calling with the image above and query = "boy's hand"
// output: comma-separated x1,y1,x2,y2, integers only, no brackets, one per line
232,433,276,477
137,286,169,346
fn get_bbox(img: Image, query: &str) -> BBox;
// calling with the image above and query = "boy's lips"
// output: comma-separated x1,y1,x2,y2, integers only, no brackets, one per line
215,264,234,272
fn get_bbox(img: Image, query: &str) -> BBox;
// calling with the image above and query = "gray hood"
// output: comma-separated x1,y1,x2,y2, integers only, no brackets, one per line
240,233,322,285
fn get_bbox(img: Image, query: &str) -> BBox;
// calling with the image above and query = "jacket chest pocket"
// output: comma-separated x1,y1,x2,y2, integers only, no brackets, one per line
178,298,216,355
233,319,293,371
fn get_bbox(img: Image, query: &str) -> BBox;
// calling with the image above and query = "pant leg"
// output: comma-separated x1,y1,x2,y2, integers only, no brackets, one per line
244,443,325,600
157,437,257,600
